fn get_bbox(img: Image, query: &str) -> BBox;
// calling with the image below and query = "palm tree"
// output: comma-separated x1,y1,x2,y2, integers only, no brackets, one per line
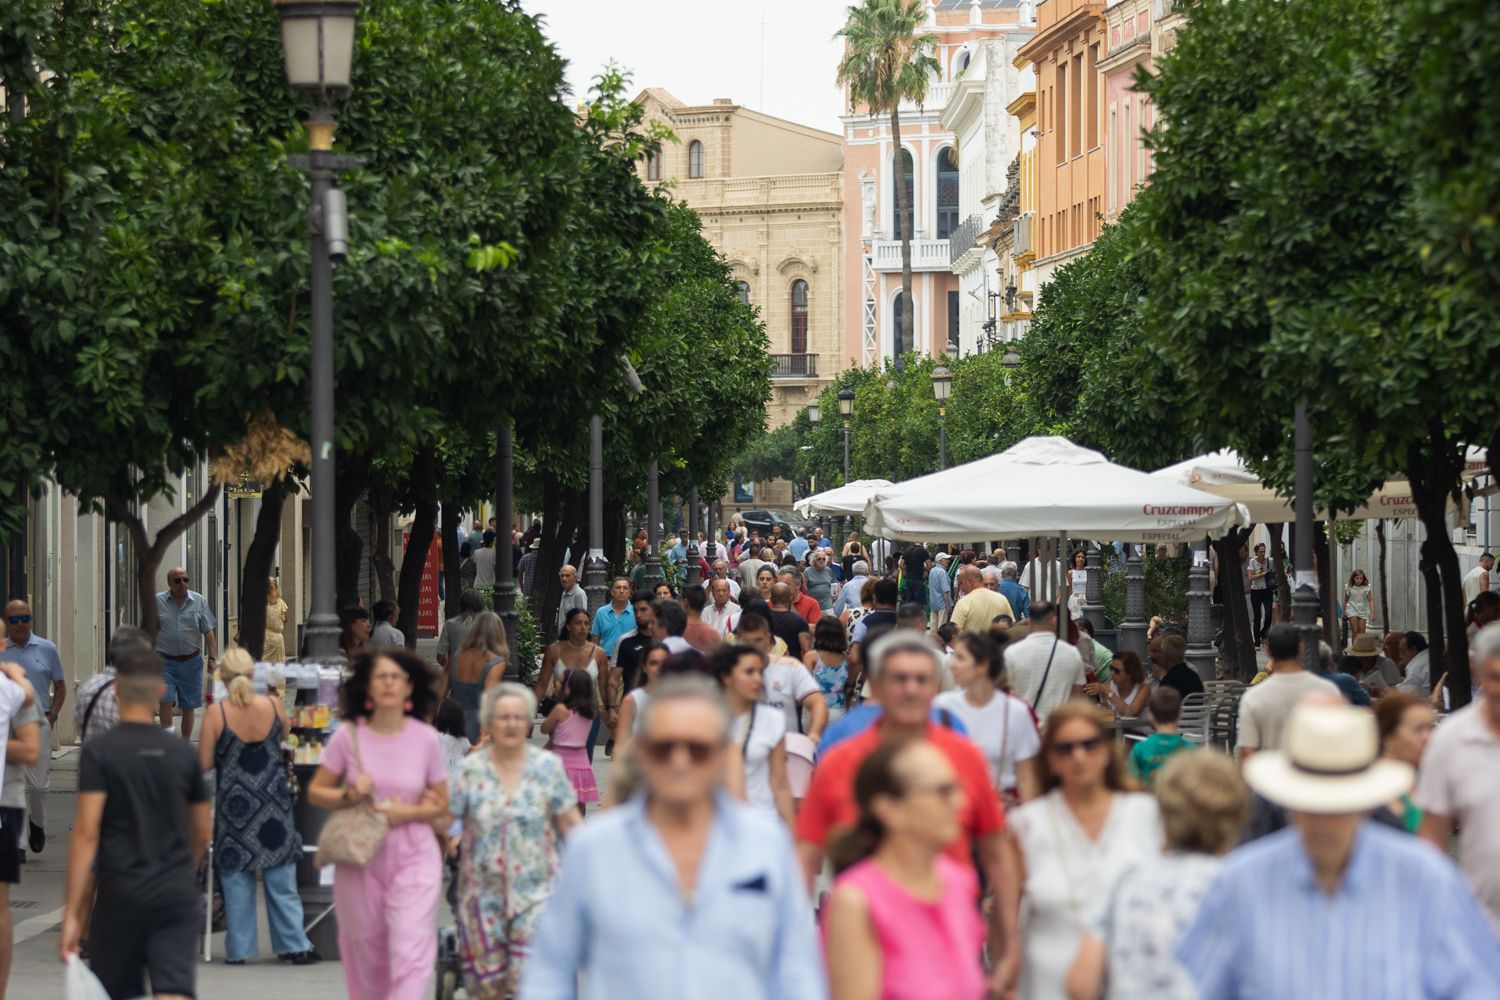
836,0,939,358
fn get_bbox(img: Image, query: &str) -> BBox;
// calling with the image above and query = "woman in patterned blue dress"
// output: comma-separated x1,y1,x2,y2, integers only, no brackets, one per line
198,648,318,965
450,683,581,998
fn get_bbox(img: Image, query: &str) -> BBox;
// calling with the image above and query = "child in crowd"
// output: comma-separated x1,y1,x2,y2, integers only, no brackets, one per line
1129,686,1195,785
541,669,600,812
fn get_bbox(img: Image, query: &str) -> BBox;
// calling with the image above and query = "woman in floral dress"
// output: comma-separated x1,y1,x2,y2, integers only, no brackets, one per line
450,682,581,998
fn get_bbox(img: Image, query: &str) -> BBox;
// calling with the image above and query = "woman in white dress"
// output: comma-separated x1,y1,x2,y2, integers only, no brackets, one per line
932,631,1040,808
1001,700,1162,1000
713,643,795,827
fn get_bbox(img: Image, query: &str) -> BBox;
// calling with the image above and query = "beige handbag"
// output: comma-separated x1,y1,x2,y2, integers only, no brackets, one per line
314,724,390,868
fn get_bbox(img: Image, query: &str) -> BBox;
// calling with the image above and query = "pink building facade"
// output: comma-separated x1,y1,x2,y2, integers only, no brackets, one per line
840,0,1028,368
1100,0,1154,221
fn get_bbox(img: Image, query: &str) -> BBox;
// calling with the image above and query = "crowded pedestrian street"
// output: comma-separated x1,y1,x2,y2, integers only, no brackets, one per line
4,0,1500,998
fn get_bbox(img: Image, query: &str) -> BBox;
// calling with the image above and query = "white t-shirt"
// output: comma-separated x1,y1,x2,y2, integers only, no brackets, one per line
933,689,1040,792
735,704,787,816
760,658,821,736
471,546,496,587
627,688,650,734
0,676,26,803
1235,670,1339,752
1004,632,1090,722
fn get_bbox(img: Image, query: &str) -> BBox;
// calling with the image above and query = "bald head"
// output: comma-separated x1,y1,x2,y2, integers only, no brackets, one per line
4,599,31,644
770,582,795,609
957,564,983,593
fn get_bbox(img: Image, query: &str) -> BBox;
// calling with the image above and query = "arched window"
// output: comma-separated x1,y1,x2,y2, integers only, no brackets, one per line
955,49,971,78
735,281,750,304
790,280,809,355
688,140,704,178
892,148,914,239
937,147,960,239
646,152,661,181
893,291,914,357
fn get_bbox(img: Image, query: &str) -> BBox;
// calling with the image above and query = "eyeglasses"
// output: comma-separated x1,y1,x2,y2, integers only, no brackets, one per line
5,615,30,625
641,738,720,765
1048,735,1107,758
170,576,189,584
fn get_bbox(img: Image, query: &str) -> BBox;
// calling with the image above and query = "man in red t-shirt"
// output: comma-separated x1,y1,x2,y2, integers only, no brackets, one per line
796,630,1019,992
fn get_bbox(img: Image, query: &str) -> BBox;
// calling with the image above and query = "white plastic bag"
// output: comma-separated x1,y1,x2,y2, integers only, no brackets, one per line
64,954,111,1000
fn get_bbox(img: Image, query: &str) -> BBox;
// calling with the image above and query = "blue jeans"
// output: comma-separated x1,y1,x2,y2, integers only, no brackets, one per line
220,861,313,961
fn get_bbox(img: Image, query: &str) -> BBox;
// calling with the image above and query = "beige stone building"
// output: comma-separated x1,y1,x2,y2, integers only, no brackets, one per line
635,88,844,512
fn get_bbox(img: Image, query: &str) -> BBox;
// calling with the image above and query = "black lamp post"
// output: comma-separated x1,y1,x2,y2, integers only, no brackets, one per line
585,358,644,611
273,0,360,662
931,363,952,470
838,388,854,545
1293,402,1321,670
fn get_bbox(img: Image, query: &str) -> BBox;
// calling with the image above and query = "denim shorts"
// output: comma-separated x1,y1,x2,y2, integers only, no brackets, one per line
162,654,205,710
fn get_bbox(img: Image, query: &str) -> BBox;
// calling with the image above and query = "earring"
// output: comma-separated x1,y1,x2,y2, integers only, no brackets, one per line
403,699,413,712
364,699,374,711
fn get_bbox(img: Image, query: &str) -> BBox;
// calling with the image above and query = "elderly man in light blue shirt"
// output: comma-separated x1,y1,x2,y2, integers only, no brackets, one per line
831,560,870,616
154,565,217,740
522,676,825,1000
2,599,65,853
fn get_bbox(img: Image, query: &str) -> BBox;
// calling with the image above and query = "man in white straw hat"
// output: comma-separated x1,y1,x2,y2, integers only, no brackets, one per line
1177,699,1500,999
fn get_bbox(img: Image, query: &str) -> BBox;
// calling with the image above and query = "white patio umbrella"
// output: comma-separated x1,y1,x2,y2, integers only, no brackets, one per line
861,436,1248,543
793,479,895,518
1152,448,1491,522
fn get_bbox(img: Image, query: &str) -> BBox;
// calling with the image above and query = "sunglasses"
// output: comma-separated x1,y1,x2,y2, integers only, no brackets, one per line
6,615,30,625
171,576,189,584
641,738,720,765
1048,735,1107,758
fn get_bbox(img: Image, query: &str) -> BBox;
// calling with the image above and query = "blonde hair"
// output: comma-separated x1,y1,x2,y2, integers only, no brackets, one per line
267,578,282,605
219,647,257,707
1154,749,1249,855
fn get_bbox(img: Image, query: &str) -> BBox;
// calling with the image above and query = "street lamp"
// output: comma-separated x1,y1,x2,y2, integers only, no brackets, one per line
931,363,952,470
808,402,820,427
838,387,855,547
1000,345,1021,371
273,0,360,663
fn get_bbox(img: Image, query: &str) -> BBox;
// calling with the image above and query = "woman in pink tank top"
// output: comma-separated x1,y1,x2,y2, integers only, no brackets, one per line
821,739,988,1000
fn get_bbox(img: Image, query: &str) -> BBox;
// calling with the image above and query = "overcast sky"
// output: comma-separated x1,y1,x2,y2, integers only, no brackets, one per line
524,0,849,135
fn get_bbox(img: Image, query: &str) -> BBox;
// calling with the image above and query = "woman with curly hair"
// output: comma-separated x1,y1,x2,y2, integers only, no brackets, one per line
307,649,450,999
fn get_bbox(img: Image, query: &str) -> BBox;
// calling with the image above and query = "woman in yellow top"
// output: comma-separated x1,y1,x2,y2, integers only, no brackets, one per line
264,578,290,662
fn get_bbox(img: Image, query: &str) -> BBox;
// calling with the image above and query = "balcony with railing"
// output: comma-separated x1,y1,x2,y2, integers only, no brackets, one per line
1013,211,1036,264
770,353,818,378
948,213,986,267
872,238,953,272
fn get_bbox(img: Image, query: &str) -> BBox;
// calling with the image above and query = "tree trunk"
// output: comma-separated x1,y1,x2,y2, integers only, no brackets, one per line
1269,523,1292,621
534,472,584,643
1213,529,1256,681
367,468,396,602
396,446,438,648
237,486,288,660
1375,519,1390,632
441,502,462,620
603,497,627,574
334,450,372,611
1314,522,1334,647
107,484,223,639
890,108,915,358
1405,435,1471,706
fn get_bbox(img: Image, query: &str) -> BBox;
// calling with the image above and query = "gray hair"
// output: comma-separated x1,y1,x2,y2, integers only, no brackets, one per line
480,682,536,729
865,630,945,681
635,675,733,742
1000,560,1020,580
852,559,870,576
1473,622,1500,666
1317,641,1338,673
980,565,1001,582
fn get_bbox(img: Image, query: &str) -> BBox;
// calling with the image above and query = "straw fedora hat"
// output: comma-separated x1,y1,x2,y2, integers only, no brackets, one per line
1243,701,1413,814
1344,633,1382,657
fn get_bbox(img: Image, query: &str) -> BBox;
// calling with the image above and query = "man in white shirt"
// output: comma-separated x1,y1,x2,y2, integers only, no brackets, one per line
1463,553,1494,604
555,565,588,639
1002,601,1088,721
1395,631,1432,696
1236,623,1339,762
832,561,870,616
1417,622,1500,933
471,532,497,588
701,578,741,638
0,661,35,992
709,560,741,600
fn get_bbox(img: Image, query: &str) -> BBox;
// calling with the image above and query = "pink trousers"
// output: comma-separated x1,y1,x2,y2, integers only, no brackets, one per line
334,826,442,999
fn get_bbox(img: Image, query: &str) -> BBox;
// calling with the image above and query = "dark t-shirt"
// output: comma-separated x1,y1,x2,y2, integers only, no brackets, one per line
79,722,208,906
767,609,811,656
1159,662,1205,699
615,631,652,694
901,545,928,600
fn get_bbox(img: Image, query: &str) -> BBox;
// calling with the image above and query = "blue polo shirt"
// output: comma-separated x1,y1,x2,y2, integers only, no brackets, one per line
590,603,636,661
0,632,64,714
788,537,810,563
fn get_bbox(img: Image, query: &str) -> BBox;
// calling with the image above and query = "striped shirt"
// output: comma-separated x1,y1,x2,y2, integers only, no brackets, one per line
1177,822,1500,1000
154,590,217,657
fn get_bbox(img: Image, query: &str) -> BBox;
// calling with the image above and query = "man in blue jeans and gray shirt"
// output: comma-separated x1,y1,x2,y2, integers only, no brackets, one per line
154,566,217,740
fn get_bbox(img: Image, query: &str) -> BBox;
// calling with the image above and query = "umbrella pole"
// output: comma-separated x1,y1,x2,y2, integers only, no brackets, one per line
1057,532,1067,639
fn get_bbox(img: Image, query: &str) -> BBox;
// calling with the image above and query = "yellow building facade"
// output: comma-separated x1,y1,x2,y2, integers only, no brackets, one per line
636,89,845,510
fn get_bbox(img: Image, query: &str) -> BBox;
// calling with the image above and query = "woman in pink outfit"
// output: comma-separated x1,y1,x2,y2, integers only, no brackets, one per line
540,668,600,811
308,648,450,999
821,739,987,1000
